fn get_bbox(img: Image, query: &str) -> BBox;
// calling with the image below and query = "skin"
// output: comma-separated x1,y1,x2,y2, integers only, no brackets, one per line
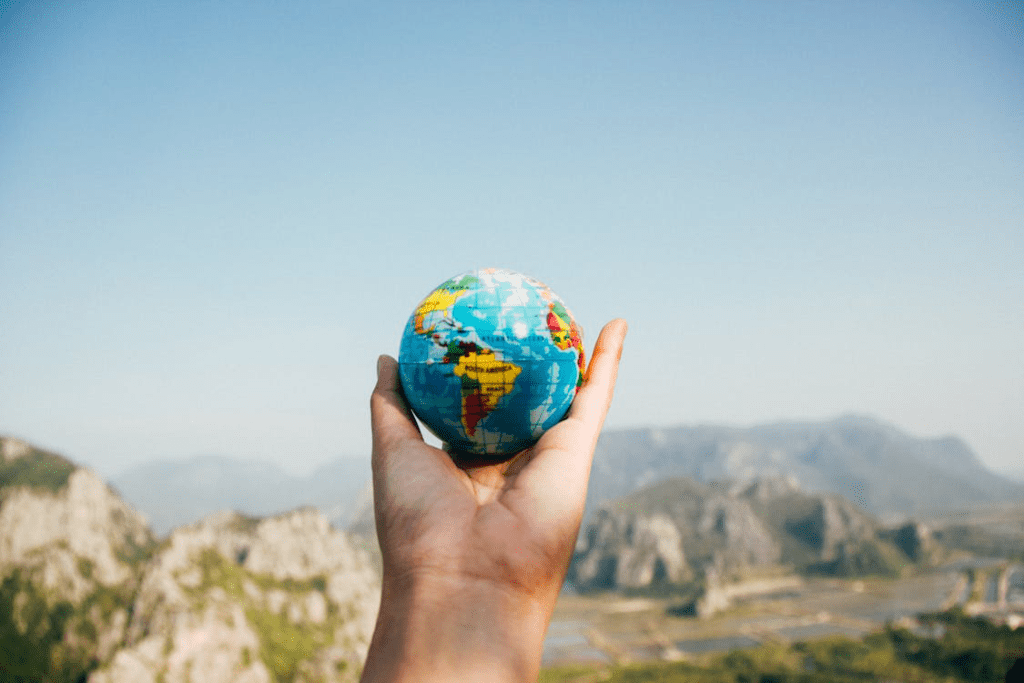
361,319,628,683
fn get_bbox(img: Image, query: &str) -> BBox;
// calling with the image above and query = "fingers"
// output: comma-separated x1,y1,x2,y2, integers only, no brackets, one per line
370,354,423,460
513,319,627,519
568,318,628,442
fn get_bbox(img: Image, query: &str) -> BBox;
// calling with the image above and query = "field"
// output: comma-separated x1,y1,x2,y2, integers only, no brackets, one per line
542,561,1023,676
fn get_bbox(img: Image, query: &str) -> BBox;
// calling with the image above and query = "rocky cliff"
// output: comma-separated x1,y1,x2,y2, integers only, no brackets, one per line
1,436,153,680
90,509,379,683
571,475,929,595
0,437,380,683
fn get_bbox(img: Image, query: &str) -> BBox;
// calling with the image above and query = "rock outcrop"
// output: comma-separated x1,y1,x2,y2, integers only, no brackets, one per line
0,436,381,683
575,511,689,589
90,508,379,683
571,475,927,598
0,436,153,681
884,521,938,563
572,477,781,591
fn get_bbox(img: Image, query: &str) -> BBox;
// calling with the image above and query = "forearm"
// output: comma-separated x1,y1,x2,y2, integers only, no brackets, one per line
360,572,554,683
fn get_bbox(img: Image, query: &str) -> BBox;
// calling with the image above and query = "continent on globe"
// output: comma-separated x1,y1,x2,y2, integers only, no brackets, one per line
398,268,585,457
545,299,585,386
412,273,477,334
448,344,523,436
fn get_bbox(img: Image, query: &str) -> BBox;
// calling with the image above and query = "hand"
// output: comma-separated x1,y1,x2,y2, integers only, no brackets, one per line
360,319,627,683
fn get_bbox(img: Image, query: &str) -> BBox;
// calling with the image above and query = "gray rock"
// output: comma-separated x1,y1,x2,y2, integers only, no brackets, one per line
91,508,379,683
0,436,153,679
572,474,919,594
1,436,382,683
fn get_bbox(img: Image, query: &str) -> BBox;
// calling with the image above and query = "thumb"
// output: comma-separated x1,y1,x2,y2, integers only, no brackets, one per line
370,355,422,460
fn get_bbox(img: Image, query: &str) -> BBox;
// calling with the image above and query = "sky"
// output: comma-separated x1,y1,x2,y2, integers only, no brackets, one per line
1,0,1021,479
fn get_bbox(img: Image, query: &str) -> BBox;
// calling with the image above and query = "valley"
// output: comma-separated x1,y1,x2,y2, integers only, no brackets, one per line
543,561,1023,667
4,421,1022,682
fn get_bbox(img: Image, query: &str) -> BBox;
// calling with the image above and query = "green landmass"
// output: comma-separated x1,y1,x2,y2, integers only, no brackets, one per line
540,608,1024,683
438,274,478,293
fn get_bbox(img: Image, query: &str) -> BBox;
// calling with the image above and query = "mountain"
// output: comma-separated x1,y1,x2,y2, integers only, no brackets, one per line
0,436,380,683
1,436,154,681
113,455,371,536
113,416,1016,538
90,509,379,683
570,475,940,613
587,415,1023,520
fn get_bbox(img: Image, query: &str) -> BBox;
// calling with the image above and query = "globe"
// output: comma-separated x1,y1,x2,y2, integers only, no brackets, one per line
398,268,586,457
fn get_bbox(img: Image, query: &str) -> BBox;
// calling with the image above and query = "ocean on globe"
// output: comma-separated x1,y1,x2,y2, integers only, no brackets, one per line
398,268,586,457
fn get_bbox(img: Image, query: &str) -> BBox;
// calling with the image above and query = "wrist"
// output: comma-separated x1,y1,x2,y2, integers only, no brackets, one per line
361,569,554,683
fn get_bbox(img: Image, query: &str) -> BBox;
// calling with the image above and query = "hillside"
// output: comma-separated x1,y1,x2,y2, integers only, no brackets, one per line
1,437,155,680
570,475,939,603
0,436,379,683
587,415,1023,520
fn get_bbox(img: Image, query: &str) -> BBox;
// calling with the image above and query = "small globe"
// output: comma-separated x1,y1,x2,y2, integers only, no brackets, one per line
398,268,585,457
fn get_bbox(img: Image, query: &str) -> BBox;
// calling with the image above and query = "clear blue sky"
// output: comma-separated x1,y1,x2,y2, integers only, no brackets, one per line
1,0,1021,477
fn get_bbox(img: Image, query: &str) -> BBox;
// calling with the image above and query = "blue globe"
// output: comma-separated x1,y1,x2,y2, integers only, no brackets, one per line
398,268,586,457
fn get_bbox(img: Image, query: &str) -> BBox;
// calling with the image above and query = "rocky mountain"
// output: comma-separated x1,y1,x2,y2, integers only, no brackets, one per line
0,436,380,683
90,509,379,683
113,455,371,536
570,475,939,599
587,415,1023,520
1,436,154,681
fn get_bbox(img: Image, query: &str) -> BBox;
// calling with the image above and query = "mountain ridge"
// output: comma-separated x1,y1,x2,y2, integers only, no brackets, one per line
101,414,1021,536
587,414,1022,520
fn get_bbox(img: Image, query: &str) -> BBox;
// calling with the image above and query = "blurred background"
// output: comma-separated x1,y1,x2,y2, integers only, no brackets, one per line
2,2,1024,681
2,0,1021,481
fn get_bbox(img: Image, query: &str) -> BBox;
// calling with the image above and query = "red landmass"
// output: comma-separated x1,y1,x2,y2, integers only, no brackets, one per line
463,391,489,436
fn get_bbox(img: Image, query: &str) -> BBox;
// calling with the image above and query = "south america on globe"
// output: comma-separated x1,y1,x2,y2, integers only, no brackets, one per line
398,268,586,458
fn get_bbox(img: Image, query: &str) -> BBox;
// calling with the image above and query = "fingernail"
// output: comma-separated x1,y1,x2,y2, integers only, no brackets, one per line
376,355,386,379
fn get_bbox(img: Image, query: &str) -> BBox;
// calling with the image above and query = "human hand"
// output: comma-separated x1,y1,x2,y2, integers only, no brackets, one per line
360,318,627,683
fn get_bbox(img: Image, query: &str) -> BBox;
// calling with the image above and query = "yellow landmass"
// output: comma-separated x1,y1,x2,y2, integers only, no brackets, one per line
413,287,470,334
451,350,522,435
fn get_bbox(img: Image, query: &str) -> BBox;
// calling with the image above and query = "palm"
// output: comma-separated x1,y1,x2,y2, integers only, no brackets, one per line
370,319,626,601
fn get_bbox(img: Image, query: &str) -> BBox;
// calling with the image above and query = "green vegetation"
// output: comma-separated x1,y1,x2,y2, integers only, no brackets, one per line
0,570,85,683
194,547,248,599
541,609,1024,683
0,447,76,493
0,562,136,683
190,547,340,683
247,604,324,683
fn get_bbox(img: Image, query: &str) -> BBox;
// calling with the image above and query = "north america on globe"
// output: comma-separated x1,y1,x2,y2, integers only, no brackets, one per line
398,268,586,457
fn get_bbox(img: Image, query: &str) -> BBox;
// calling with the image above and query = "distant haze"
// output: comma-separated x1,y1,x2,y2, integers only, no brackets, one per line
99,415,1023,537
1,2,1020,476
